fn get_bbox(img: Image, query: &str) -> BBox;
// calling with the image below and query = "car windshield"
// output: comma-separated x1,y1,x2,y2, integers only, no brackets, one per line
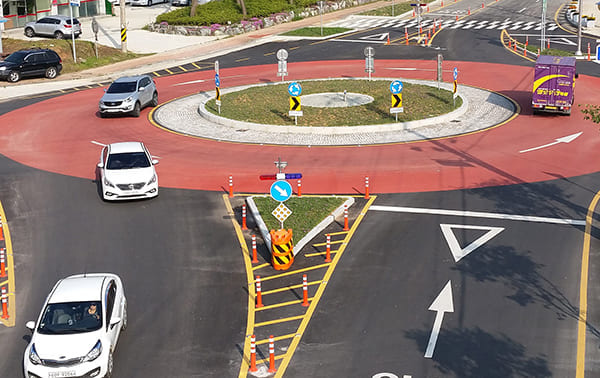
107,152,151,170
4,52,27,64
37,301,102,334
106,81,137,94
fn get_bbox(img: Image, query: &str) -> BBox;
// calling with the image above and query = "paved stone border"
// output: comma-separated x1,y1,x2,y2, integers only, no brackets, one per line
153,77,517,146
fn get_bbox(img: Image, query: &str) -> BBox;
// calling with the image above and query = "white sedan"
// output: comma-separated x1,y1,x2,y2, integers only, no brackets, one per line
24,273,127,378
98,141,159,201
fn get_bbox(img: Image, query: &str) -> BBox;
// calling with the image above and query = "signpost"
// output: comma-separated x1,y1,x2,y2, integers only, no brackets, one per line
288,82,303,124
91,17,99,58
69,0,79,63
389,80,404,121
215,61,221,113
260,157,302,229
437,54,443,89
453,67,458,108
277,49,288,82
364,47,375,80
270,180,293,202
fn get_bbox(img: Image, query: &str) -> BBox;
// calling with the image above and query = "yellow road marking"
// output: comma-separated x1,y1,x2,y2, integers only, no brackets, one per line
252,262,271,271
289,46,300,50
235,58,250,62
191,62,202,69
264,52,275,56
255,315,304,328
255,297,314,311
500,29,536,63
305,250,339,258
576,190,600,377
255,333,296,345
258,263,330,282
327,231,349,236
179,65,188,72
0,200,16,327
164,68,173,75
274,195,377,377
312,240,344,247
262,281,321,295
152,71,161,77
257,354,286,364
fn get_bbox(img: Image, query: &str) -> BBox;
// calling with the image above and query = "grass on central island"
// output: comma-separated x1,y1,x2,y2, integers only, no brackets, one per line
205,79,461,127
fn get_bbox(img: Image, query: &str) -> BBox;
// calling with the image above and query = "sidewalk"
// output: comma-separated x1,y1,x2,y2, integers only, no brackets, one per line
0,0,390,100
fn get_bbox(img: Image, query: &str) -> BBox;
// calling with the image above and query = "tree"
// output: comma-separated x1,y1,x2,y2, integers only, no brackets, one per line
580,105,600,124
190,0,198,17
237,0,247,18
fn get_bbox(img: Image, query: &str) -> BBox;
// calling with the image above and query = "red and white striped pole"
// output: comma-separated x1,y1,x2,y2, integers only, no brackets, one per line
325,234,331,263
1,287,8,320
365,176,370,199
228,175,233,198
525,35,529,47
343,205,349,231
482,2,484,8
301,274,309,307
547,38,550,49
249,334,257,372
297,179,302,197
405,27,409,45
468,7,471,15
0,216,4,241
255,276,264,308
0,248,6,278
251,235,258,263
241,204,248,230
588,43,591,61
268,335,276,373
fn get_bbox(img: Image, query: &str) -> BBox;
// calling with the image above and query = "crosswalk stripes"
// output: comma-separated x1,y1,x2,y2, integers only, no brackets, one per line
327,17,559,32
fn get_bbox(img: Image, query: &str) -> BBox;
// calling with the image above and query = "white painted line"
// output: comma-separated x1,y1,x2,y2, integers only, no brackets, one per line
441,224,504,262
91,140,106,147
369,205,586,225
425,280,454,358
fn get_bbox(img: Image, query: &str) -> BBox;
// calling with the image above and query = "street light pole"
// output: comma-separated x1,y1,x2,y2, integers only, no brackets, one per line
120,0,127,53
319,1,324,36
541,0,547,53
576,0,583,55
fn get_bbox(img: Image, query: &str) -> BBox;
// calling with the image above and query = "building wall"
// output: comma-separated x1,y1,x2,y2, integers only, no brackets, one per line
2,0,103,29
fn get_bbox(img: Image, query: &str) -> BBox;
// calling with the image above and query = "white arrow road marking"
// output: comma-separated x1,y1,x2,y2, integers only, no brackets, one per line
519,132,582,153
425,281,454,358
275,185,288,197
548,37,577,46
440,224,504,262
359,32,390,40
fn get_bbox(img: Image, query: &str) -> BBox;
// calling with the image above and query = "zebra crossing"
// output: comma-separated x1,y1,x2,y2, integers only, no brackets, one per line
327,16,559,32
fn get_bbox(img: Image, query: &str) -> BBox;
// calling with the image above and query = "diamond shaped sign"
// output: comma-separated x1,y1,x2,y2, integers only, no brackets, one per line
272,203,292,224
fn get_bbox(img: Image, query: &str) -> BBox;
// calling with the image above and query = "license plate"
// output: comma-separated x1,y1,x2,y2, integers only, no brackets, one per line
49,371,77,377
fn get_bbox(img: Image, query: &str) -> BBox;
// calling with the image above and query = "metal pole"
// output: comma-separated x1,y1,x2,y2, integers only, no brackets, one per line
392,0,395,17
576,0,583,55
70,5,76,63
541,0,547,53
0,2,4,55
319,1,323,36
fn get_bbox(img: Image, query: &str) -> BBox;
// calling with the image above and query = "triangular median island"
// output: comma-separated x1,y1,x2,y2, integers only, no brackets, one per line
247,195,354,255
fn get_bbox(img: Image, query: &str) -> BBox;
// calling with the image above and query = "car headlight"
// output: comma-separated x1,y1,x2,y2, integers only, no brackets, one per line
103,177,115,188
29,344,42,365
83,340,102,362
123,96,134,103
0,67,7,71
147,174,157,185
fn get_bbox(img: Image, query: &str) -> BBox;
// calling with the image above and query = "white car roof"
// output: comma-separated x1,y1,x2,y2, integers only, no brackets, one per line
48,275,109,303
109,141,145,154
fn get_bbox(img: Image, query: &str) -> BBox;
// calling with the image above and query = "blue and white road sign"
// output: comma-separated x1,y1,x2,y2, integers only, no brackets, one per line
270,180,292,202
390,80,403,94
215,74,220,88
288,82,302,97
453,67,458,80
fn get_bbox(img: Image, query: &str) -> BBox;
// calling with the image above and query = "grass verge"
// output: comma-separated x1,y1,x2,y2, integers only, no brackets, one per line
280,27,352,37
252,196,346,241
206,79,462,126
360,0,435,16
2,38,147,74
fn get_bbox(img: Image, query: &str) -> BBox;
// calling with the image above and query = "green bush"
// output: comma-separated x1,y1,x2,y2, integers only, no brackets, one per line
246,0,294,17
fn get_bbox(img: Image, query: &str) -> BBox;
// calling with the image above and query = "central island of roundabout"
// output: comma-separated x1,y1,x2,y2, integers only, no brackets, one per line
153,77,517,146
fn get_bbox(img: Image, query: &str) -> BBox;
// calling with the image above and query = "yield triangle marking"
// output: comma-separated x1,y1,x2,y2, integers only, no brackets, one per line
359,32,390,41
440,224,504,262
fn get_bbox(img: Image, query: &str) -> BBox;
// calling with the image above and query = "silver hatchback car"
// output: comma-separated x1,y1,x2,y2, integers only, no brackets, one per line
98,75,159,118
24,15,82,39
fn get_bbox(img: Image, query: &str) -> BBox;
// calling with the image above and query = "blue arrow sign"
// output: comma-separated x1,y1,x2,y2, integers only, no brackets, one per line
390,80,403,94
270,180,292,202
453,67,458,81
215,74,220,88
288,82,302,97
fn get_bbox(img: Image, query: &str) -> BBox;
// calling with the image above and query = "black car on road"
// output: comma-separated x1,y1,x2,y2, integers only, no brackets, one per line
0,49,62,83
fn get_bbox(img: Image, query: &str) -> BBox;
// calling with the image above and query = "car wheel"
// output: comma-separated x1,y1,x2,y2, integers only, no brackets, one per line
150,92,158,107
7,71,20,83
54,31,64,39
131,102,141,117
105,351,113,378
45,66,58,79
148,0,152,5
24,28,35,38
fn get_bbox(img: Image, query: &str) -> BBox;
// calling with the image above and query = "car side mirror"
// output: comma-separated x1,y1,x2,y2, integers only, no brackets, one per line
97,162,104,168
103,88,107,92
26,321,35,331
138,86,145,92
151,159,159,165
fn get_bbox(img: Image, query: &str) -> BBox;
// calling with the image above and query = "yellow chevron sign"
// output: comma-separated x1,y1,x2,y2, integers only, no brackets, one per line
453,80,457,94
290,96,301,111
391,94,402,108
215,87,221,101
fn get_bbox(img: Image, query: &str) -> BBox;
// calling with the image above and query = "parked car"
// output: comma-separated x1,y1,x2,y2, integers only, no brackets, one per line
24,15,82,39
99,75,158,117
172,0,190,5
131,0,169,5
97,141,159,201
24,273,127,378
0,49,62,83
108,0,132,5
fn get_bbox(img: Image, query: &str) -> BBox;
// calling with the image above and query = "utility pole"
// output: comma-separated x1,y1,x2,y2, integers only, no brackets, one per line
576,0,583,55
541,0,547,53
120,0,127,53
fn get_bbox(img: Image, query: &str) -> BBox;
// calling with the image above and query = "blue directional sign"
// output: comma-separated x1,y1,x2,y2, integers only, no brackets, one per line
270,180,292,202
215,74,220,88
288,82,302,97
453,67,458,81
390,80,403,94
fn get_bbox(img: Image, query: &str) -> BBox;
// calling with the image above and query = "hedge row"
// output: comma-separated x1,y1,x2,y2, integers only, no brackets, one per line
156,0,321,26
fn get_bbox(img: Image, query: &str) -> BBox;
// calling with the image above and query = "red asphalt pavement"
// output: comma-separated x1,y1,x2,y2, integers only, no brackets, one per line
1,60,599,194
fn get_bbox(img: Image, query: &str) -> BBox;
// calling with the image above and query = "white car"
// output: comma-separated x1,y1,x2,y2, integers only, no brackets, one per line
24,273,127,378
131,0,169,6
98,142,159,201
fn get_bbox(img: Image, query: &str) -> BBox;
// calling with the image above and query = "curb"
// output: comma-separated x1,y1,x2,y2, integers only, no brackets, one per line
246,195,355,256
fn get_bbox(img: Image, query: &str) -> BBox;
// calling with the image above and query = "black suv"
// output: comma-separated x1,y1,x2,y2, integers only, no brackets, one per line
0,49,62,83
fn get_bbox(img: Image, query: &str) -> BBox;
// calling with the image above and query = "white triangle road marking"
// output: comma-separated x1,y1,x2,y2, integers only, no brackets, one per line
440,224,504,262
